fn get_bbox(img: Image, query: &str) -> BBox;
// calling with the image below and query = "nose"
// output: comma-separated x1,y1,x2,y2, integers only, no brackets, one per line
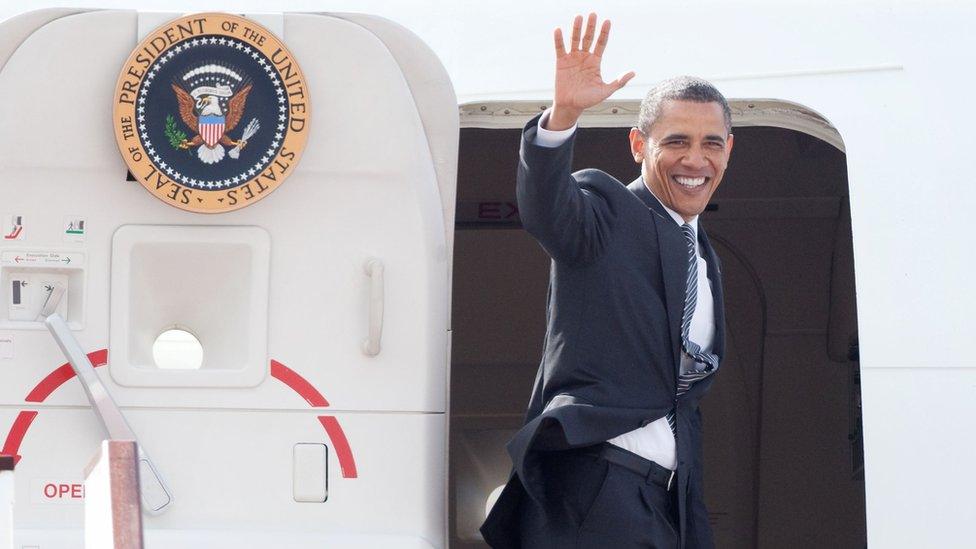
681,146,709,170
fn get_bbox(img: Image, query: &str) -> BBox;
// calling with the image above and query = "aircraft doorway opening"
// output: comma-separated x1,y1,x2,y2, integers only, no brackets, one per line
449,100,866,548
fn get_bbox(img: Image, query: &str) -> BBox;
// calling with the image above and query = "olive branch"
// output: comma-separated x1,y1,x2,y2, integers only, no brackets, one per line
164,115,187,150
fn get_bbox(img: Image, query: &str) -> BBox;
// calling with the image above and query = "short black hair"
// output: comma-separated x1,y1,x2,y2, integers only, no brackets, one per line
637,76,732,134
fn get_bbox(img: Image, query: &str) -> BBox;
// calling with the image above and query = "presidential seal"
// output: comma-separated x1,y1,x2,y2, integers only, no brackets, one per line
113,13,309,213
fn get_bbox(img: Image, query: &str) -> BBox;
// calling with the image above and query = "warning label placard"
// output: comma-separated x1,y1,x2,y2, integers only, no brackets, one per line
0,251,84,268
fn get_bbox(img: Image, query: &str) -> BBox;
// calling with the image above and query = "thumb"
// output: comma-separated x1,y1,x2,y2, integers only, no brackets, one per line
610,71,637,92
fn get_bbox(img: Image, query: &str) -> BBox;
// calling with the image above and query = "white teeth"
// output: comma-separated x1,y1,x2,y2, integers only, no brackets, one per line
674,176,706,187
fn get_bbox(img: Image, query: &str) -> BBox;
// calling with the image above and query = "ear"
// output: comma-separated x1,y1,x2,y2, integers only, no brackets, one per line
723,133,735,167
629,127,645,163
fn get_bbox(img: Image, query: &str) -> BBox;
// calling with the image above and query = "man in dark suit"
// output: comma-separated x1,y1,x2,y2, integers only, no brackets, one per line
480,12,734,549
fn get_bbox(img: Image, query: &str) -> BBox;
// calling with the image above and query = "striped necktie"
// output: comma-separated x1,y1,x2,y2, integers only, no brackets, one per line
666,223,719,436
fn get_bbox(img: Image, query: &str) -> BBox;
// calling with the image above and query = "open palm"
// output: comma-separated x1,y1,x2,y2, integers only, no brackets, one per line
551,14,635,126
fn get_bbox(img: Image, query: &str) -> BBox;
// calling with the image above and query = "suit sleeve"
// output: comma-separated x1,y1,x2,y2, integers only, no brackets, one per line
517,114,615,265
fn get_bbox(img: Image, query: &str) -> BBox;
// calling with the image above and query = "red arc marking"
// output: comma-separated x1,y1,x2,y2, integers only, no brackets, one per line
270,360,330,407
270,359,358,479
3,350,358,479
1,411,37,465
25,350,108,402
318,416,358,478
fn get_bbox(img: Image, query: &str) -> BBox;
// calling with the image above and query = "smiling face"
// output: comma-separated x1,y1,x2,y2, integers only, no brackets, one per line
629,99,733,221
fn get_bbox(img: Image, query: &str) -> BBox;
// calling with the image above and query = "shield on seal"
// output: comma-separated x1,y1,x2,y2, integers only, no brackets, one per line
198,115,226,148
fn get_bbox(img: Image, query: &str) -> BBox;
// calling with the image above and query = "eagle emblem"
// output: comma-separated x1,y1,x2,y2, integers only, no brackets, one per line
114,14,310,213
168,64,260,164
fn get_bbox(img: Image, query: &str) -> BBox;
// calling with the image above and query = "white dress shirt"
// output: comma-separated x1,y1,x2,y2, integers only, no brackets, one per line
533,110,716,470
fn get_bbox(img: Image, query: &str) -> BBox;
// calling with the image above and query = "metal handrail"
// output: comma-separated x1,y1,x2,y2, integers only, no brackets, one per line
84,440,144,549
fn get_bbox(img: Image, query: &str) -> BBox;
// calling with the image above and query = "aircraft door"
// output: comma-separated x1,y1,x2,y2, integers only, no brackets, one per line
0,9,456,548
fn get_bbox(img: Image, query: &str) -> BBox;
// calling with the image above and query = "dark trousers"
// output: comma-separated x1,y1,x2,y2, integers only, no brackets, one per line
518,446,679,548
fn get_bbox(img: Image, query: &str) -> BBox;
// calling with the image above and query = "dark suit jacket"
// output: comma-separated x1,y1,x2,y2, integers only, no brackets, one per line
480,115,725,548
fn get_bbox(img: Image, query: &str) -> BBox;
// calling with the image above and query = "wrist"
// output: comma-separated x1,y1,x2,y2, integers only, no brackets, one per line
546,105,582,131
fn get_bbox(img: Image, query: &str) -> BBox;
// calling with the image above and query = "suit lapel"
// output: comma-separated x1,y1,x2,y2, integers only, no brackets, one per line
628,179,684,377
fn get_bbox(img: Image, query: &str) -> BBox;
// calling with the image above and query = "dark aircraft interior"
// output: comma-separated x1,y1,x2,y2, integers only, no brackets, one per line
450,120,866,548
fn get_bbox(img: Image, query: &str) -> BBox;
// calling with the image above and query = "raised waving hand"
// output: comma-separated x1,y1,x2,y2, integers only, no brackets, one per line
548,13,636,131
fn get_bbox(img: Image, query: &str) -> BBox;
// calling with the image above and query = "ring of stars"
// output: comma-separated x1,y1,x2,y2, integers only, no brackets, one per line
136,36,289,191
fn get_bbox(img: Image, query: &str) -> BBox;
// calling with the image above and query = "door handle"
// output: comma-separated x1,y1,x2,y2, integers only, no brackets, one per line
362,259,384,356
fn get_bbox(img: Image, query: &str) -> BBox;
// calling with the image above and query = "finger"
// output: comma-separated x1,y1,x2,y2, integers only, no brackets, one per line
610,71,637,91
570,14,582,51
581,13,597,52
554,28,567,57
594,19,611,57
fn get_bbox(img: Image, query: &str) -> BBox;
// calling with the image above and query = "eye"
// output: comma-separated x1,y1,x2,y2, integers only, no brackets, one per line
664,140,687,148
704,141,724,150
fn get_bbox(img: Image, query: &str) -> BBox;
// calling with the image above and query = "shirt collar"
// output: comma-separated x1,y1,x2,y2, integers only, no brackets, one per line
645,183,699,237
